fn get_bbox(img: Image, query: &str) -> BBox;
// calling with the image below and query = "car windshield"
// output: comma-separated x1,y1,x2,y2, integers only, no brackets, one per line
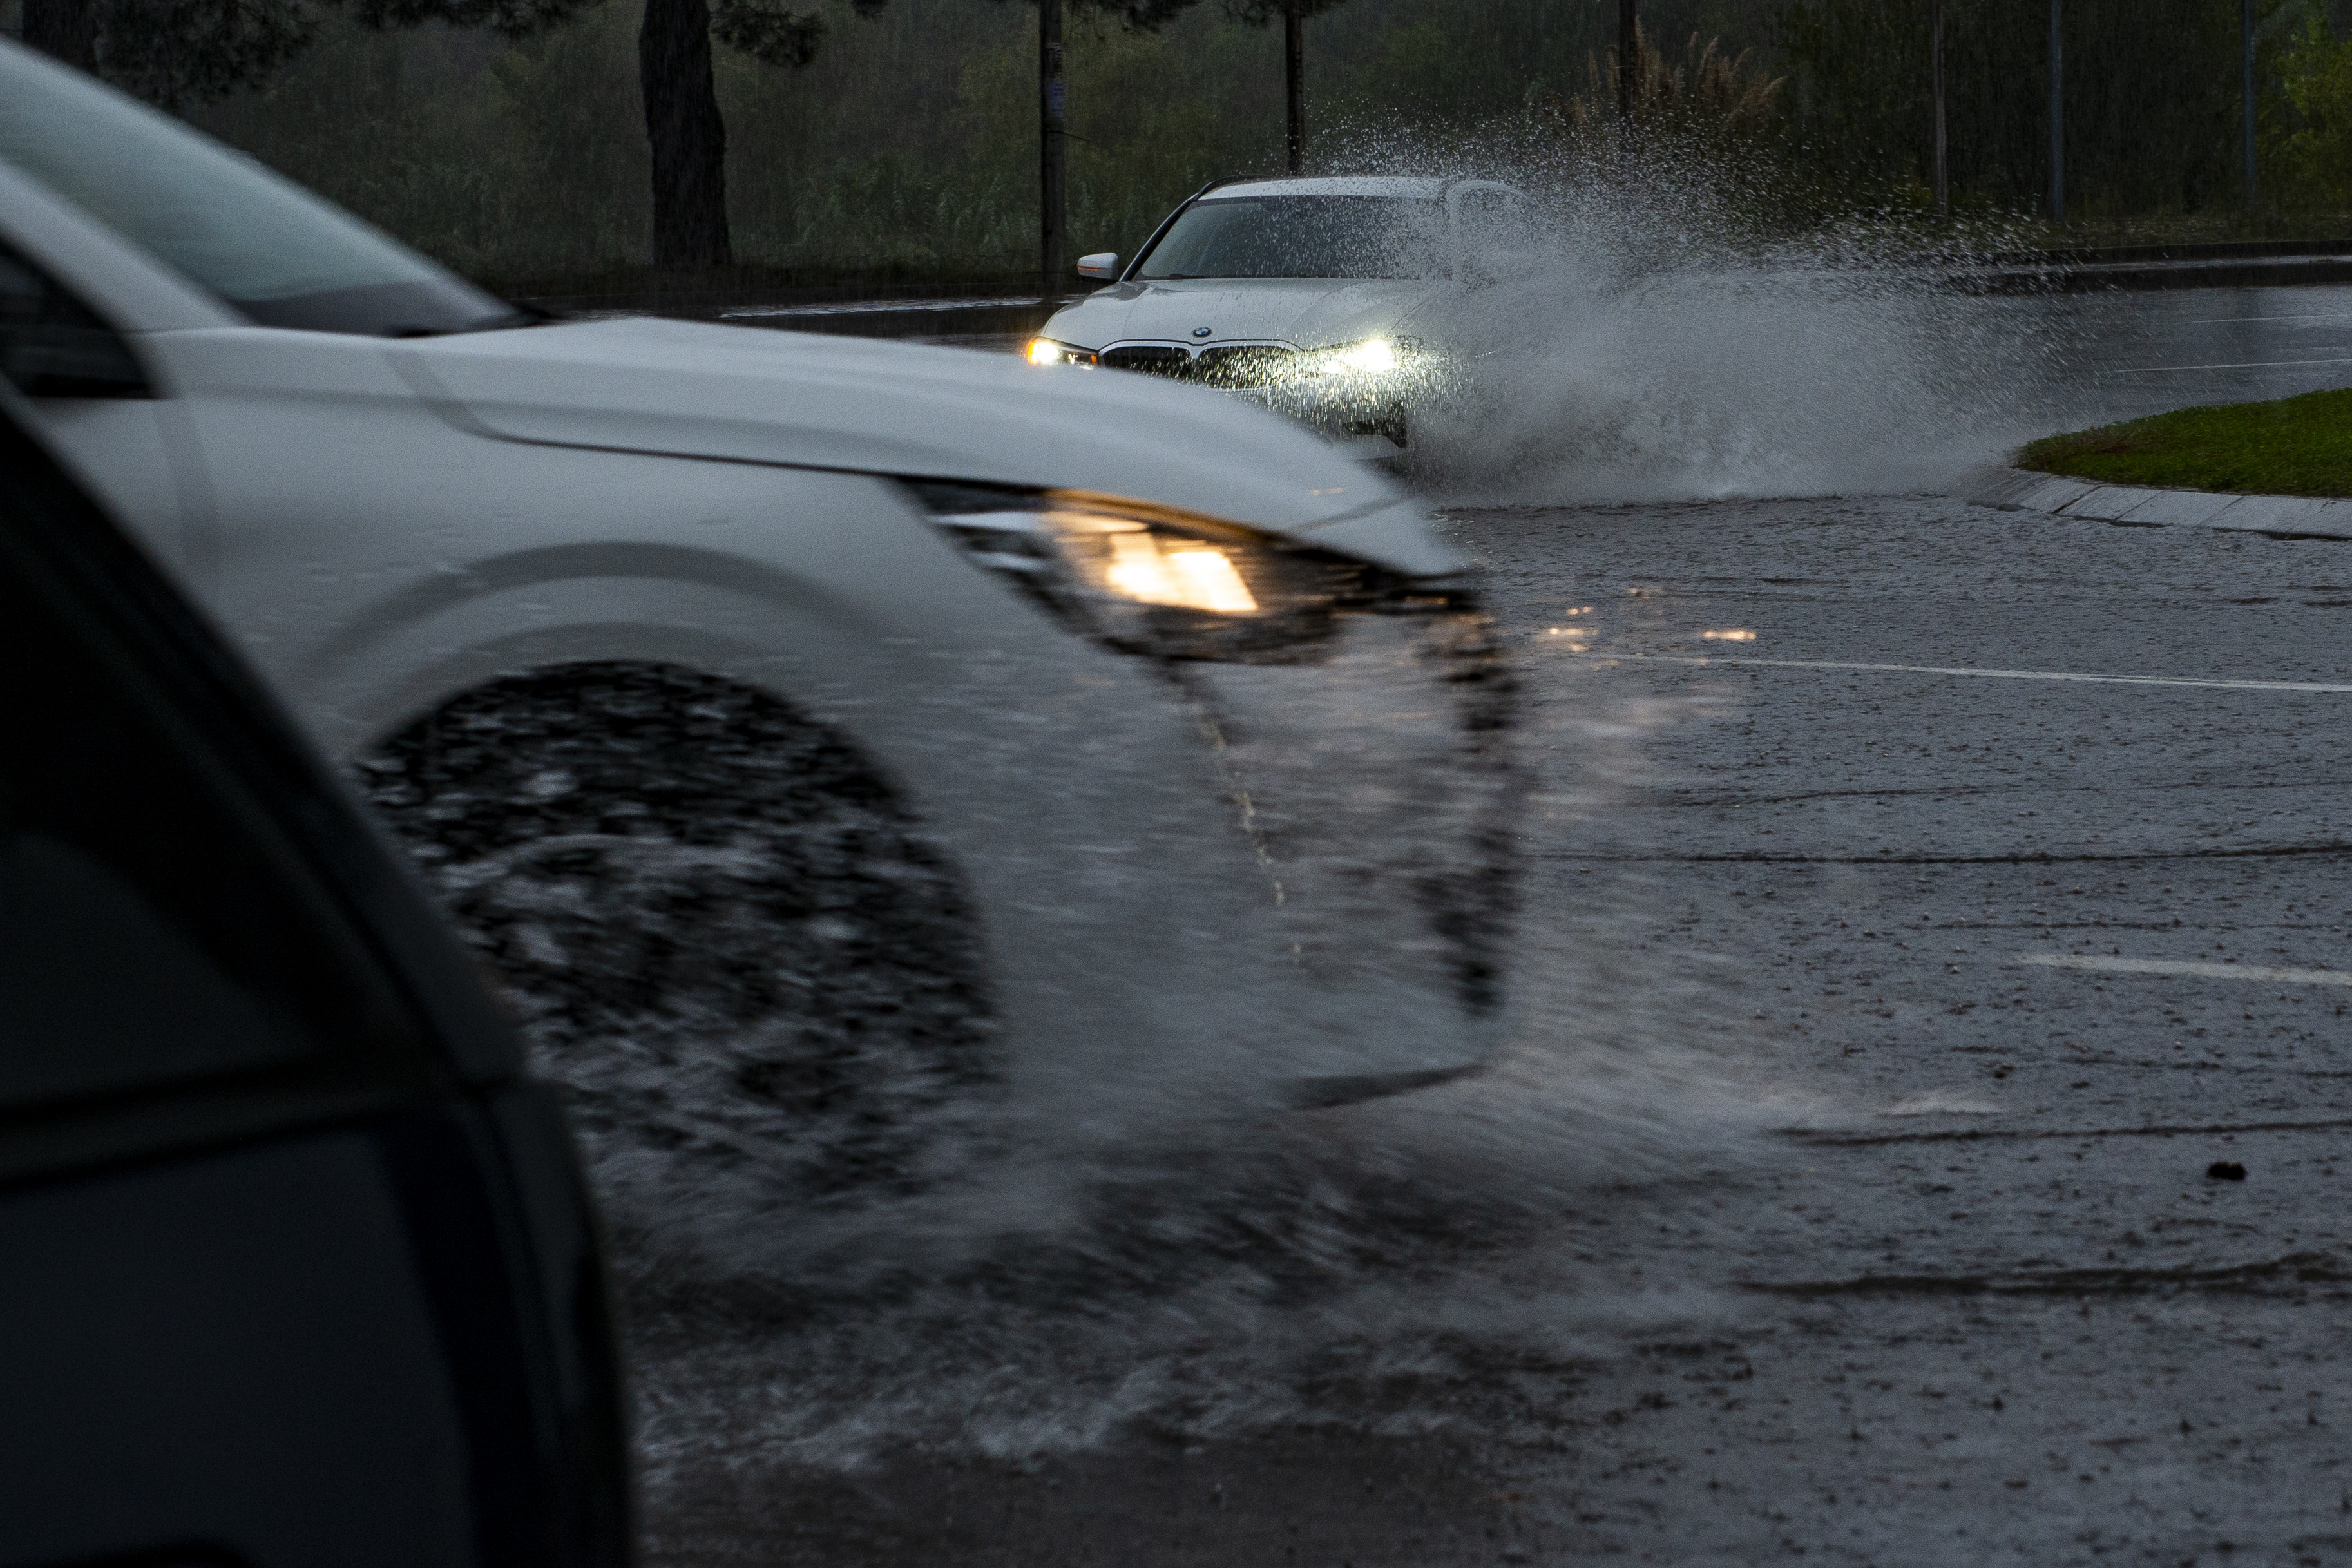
1134,195,1449,281
0,43,513,337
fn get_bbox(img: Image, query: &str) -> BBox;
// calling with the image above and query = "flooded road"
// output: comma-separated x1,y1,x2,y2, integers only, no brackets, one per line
642,287,2352,1565
647,488,2352,1566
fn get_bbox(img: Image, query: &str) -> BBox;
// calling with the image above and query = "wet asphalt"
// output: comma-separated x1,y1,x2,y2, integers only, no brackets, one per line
1453,493,2352,1565
648,291,2352,1566
651,495,2352,1567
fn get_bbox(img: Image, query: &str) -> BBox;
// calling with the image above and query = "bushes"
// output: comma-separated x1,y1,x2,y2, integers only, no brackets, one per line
1771,0,2282,220
2274,2,2352,208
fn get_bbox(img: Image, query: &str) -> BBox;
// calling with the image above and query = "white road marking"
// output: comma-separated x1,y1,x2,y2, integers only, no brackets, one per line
2018,953,2352,986
2190,311,2352,324
2183,314,2352,327
1565,652,2352,694
2119,355,2352,372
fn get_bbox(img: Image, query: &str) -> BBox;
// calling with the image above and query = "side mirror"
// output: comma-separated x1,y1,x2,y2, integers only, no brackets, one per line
1075,253,1120,282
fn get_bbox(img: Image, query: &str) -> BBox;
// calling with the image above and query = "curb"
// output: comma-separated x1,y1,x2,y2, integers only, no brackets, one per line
1967,254,2352,294
716,297,1057,339
1964,466,2352,540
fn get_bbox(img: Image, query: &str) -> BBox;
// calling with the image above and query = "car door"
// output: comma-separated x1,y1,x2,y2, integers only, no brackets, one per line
0,401,631,1568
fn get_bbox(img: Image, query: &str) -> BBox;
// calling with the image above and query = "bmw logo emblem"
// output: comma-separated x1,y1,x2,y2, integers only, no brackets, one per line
1192,326,1212,338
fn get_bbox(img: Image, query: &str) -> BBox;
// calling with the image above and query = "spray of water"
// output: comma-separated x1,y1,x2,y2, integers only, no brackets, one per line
608,676,1795,1493
1314,118,2089,504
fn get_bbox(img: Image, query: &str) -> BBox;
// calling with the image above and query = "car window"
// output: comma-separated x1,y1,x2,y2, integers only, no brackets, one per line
0,40,511,337
1456,189,1536,285
1135,196,1450,280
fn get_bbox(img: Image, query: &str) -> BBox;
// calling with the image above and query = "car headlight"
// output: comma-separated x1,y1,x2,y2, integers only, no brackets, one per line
1292,336,1422,379
903,481,1445,662
1025,338,1098,367
1333,338,1400,374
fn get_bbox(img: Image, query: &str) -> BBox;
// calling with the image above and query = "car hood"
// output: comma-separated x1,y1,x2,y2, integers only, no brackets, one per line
1042,278,1446,352
396,316,1460,576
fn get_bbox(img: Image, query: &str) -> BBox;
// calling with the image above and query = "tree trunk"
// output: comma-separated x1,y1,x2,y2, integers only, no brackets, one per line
1284,6,1303,174
2242,0,2257,210
23,0,101,71
640,0,732,269
1929,0,1946,221
1039,0,1065,295
1615,0,1636,120
2047,0,2064,224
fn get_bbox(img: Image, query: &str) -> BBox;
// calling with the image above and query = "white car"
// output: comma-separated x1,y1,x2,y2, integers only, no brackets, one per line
0,44,1522,1222
1027,176,1532,463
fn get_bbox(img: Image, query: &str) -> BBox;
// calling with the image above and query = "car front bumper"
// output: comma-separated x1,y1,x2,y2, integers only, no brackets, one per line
1176,593,1520,1093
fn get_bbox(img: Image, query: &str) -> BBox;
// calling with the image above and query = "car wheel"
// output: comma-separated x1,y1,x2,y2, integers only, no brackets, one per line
353,661,999,1229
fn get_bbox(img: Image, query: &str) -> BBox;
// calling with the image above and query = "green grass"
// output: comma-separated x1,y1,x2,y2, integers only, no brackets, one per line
2017,388,2352,497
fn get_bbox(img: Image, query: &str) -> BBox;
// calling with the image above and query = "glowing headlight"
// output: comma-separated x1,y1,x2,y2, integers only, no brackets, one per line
1095,524,1259,613
903,481,1429,662
1333,338,1400,374
1026,338,1098,367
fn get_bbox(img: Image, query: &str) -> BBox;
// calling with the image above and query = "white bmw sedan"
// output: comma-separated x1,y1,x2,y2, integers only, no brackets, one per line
0,43,1521,1214
1027,176,1532,463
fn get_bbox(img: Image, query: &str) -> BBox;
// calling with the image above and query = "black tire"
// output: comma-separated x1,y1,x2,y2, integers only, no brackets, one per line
354,662,997,1221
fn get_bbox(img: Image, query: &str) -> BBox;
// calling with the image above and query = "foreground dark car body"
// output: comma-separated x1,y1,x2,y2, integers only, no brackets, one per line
0,399,631,1568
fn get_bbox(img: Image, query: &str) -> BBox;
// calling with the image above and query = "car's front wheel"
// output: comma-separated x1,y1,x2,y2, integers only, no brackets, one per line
354,662,999,1243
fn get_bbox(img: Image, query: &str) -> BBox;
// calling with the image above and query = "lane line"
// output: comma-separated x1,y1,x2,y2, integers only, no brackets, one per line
1565,652,2352,694
1527,845,2352,865
2191,311,2352,323
2018,953,2352,985
1790,1114,2352,1147
2118,355,2352,372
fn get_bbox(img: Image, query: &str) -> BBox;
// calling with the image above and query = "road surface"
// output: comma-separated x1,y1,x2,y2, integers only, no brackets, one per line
643,285,2352,1567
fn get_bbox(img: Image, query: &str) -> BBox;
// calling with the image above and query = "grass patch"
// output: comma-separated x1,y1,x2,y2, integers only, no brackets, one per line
2018,388,2352,497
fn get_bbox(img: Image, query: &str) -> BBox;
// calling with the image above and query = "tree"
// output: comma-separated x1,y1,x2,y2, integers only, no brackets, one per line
1221,0,1352,173
352,0,876,269
21,0,100,71
1007,0,1216,287
21,0,318,106
19,0,879,271
635,0,886,267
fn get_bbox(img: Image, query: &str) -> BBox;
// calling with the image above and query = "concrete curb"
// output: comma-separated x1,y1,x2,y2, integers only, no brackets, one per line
1962,466,2352,540
716,297,1056,339
1967,254,2352,294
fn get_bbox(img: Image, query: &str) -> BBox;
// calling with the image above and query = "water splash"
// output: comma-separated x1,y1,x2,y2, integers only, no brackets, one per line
615,681,1786,1489
1314,122,2092,504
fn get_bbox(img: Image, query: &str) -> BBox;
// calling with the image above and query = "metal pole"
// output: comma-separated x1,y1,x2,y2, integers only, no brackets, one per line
1931,0,1947,222
2048,0,2065,224
1285,5,1305,175
2244,0,2258,210
1616,0,1636,122
1040,0,1066,298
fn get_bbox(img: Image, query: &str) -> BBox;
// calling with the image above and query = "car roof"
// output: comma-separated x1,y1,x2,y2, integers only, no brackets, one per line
1198,176,1459,201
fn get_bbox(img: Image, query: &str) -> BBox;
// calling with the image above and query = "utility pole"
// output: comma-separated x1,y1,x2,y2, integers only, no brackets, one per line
2047,0,2065,224
1040,0,1066,298
2244,0,2258,210
1616,0,1637,121
1930,0,1947,222
1285,5,1305,174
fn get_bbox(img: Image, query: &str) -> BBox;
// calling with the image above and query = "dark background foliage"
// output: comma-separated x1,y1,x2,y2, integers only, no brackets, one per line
8,0,2352,285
